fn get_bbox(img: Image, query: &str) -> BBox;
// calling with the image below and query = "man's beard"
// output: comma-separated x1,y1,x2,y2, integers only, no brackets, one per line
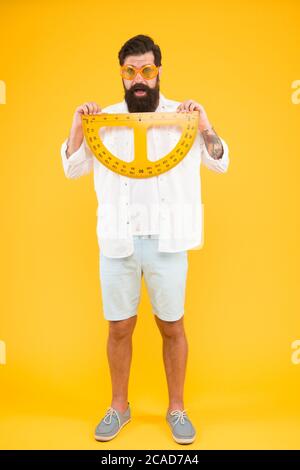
124,77,160,113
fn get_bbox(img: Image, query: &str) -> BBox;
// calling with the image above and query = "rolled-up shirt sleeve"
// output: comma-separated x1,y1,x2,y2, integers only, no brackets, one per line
60,136,94,179
200,132,230,173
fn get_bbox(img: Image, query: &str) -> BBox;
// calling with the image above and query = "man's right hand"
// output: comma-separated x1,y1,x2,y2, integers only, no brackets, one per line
66,102,102,158
72,101,102,129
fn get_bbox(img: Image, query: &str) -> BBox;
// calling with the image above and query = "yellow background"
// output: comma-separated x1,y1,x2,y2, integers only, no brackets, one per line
1,0,300,450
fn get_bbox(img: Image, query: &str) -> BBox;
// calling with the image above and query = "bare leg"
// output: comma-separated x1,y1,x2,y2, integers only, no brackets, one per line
107,316,137,413
154,315,188,413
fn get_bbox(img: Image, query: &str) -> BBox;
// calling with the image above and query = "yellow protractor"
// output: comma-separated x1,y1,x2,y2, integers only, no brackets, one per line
81,111,199,178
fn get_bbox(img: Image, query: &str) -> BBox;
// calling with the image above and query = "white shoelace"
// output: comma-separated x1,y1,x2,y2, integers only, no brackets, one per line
103,407,121,427
170,409,188,426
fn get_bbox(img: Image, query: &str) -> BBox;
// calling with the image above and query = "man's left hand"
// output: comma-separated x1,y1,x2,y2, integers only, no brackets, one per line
176,100,211,133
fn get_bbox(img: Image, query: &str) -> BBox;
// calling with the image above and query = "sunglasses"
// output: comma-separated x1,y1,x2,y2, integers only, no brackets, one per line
120,64,159,81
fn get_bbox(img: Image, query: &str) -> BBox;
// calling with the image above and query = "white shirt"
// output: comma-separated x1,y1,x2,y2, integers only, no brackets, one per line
129,123,164,235
60,92,230,258
129,176,160,235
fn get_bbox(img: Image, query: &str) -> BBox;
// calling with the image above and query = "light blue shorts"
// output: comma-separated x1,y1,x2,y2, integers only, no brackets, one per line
99,234,188,322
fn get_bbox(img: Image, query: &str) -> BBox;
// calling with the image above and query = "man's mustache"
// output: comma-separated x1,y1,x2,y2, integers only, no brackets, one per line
130,84,149,92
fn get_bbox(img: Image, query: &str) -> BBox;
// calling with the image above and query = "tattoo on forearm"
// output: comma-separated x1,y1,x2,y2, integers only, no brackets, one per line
201,128,223,160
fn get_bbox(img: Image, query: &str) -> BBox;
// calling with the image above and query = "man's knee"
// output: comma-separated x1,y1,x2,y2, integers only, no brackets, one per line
155,315,185,339
109,316,137,341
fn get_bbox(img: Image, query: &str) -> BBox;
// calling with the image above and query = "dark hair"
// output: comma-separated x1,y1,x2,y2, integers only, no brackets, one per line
118,34,162,67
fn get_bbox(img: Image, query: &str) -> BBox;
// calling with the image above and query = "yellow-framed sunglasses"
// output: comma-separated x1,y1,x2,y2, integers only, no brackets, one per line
120,63,159,81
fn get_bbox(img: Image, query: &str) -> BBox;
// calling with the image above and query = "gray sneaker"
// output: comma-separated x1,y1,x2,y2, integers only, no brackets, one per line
94,403,131,441
166,409,196,444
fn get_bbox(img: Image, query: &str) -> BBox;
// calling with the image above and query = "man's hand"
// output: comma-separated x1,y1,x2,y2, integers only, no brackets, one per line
176,99,211,133
72,101,102,129
176,99,224,160
66,102,102,158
